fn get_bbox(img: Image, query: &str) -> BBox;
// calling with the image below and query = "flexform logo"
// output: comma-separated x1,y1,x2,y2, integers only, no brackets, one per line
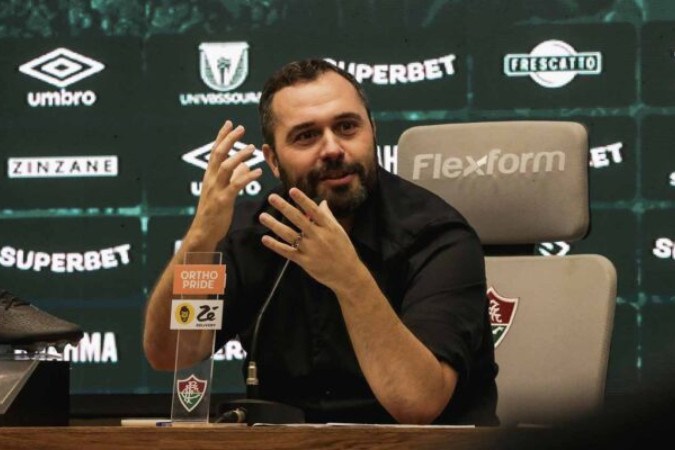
411,149,566,180
325,54,456,85
180,42,260,106
504,40,602,88
19,47,104,107
182,141,265,197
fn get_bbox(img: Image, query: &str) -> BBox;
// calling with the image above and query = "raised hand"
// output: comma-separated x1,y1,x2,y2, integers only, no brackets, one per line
189,120,263,249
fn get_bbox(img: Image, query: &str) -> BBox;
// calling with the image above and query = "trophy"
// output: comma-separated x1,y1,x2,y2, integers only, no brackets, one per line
169,252,225,424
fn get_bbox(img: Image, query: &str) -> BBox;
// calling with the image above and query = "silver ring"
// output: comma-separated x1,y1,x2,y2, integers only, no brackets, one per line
292,233,303,249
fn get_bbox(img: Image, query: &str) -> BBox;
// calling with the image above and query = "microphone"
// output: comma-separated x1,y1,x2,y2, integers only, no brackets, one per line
215,205,307,425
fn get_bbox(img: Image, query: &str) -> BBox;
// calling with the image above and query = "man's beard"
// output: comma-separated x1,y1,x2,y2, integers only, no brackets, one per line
278,153,377,219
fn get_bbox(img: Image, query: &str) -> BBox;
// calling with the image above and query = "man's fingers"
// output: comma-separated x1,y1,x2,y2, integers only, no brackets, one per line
207,123,246,176
230,164,263,192
261,235,298,260
259,212,302,246
268,193,314,233
215,145,256,186
288,188,325,226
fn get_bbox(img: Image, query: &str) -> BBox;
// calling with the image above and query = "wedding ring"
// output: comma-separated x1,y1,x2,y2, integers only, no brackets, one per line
292,233,303,249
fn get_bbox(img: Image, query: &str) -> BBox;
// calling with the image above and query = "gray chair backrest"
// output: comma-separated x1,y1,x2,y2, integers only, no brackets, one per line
397,121,617,425
398,121,589,245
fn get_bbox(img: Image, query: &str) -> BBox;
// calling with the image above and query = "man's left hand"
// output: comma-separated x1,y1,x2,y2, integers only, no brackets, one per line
259,187,361,291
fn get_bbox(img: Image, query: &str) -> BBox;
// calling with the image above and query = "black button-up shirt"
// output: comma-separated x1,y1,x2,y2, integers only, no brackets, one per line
216,168,498,425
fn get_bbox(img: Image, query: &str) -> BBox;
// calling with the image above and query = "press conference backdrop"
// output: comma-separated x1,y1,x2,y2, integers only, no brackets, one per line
1,0,674,412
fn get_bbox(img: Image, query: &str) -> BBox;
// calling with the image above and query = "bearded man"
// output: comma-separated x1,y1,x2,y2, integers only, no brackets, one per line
143,59,498,425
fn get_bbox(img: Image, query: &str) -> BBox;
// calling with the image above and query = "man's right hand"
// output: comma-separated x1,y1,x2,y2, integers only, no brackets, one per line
143,120,262,371
187,120,263,250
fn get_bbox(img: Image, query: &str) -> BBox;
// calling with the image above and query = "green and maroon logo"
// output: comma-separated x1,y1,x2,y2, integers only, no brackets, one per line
176,374,208,412
488,287,519,347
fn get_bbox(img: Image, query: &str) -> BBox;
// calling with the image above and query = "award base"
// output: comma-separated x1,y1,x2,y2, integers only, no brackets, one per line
216,398,305,425
0,359,69,426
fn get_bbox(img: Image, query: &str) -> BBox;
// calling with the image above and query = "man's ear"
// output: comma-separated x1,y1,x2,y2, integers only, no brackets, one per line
262,144,280,178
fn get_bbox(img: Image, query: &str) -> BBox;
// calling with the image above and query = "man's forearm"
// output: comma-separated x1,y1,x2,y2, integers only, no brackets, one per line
142,233,218,371
333,264,457,424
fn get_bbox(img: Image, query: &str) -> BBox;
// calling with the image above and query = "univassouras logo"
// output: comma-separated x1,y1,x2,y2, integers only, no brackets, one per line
179,42,260,106
7,156,118,178
325,54,456,85
18,47,104,107
411,149,566,180
503,40,602,88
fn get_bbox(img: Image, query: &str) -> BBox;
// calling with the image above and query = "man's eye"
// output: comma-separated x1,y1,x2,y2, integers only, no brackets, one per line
337,121,358,134
295,130,318,143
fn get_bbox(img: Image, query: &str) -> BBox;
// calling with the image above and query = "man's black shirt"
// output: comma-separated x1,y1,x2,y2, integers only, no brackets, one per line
215,168,498,425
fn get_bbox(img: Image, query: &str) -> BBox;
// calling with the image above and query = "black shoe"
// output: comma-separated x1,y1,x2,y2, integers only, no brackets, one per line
0,289,84,352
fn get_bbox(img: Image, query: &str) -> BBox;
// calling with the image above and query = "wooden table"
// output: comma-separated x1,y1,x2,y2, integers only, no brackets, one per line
0,425,516,450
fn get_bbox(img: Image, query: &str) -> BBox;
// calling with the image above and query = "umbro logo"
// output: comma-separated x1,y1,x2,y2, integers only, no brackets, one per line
182,141,265,171
19,48,104,88
183,141,265,197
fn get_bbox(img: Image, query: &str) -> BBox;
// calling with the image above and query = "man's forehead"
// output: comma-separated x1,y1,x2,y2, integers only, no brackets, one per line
271,72,367,128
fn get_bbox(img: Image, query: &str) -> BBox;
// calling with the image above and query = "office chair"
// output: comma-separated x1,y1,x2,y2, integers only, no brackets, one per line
397,121,617,426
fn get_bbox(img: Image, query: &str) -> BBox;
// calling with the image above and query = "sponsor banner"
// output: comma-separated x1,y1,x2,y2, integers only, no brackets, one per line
35,307,144,393
472,24,636,108
640,303,675,388
641,22,675,106
0,38,142,116
173,264,226,295
571,210,637,298
145,29,466,113
374,119,450,175
643,210,675,297
7,155,118,178
145,216,194,294
0,118,141,208
605,303,639,396
0,217,142,299
144,33,297,112
170,299,223,330
323,31,467,111
642,115,675,201
568,116,636,202
143,108,276,208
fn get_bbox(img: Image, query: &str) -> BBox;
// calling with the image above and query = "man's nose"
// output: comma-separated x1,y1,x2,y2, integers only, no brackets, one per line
320,131,345,160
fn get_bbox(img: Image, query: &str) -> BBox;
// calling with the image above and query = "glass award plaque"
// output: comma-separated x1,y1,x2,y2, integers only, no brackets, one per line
169,252,225,424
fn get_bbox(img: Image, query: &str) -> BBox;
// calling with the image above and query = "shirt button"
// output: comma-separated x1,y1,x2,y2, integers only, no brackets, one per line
325,390,331,396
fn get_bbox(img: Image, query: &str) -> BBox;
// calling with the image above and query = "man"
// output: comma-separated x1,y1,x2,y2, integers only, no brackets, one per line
143,60,498,425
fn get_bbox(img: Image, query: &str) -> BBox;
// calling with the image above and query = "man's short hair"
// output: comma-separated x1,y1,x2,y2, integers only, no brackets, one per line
258,59,372,148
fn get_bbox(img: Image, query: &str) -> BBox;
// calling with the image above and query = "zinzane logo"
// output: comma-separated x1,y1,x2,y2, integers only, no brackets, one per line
177,374,208,412
411,149,565,180
19,47,104,107
488,287,519,348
